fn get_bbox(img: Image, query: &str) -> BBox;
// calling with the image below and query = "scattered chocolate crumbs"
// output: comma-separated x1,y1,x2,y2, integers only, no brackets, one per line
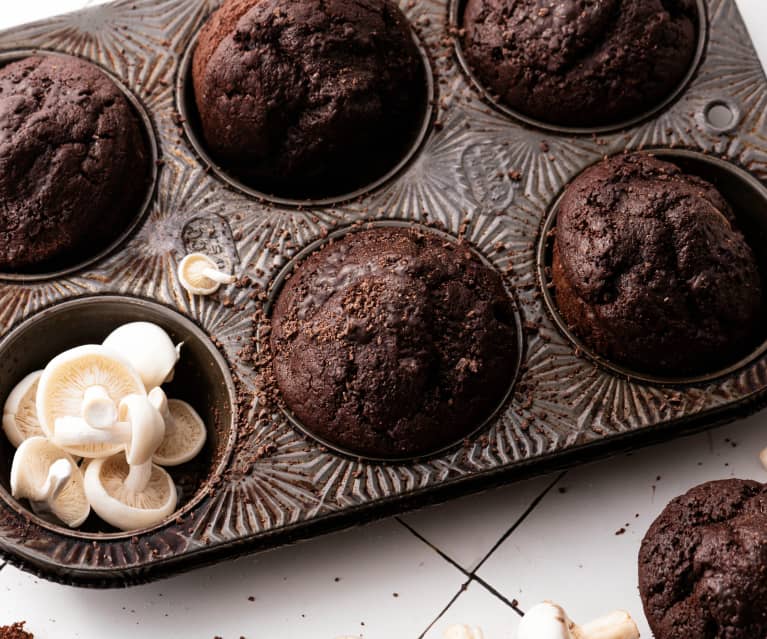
0,623,33,639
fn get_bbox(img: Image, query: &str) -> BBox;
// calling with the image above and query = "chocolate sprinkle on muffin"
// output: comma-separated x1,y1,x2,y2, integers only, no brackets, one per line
639,479,767,639
192,0,427,198
552,153,762,376
270,227,518,458
0,55,150,271
462,0,698,127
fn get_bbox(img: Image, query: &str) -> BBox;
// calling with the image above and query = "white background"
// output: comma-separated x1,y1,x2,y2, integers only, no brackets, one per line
0,2,765,638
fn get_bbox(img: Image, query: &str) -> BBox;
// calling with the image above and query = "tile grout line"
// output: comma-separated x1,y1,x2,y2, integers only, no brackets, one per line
401,470,567,633
471,471,567,577
417,578,472,639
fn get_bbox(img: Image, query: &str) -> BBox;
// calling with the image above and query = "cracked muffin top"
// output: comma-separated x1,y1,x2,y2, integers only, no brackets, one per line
0,54,150,271
639,479,767,639
270,227,518,458
461,0,698,127
192,0,426,198
552,153,762,376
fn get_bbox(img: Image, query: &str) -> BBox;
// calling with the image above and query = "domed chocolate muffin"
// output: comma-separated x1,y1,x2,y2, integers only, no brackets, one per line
461,0,698,127
270,227,518,458
192,0,427,198
0,55,150,271
639,479,767,639
552,153,761,376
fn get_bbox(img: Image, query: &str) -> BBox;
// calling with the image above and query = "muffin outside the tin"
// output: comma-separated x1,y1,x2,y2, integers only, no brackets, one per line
192,0,427,198
639,478,767,639
270,227,518,458
0,54,150,271
461,0,699,127
552,153,762,376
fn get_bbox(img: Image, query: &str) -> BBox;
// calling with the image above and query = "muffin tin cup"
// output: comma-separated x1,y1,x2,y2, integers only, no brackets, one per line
0,0,765,587
263,219,526,464
449,0,710,135
537,148,767,386
0,296,238,540
0,49,159,283
175,23,436,208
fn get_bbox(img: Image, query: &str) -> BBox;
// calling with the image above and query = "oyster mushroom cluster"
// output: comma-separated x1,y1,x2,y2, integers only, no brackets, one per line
3,322,208,532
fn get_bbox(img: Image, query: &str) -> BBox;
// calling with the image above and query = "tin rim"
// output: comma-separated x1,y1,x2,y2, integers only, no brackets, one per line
0,50,159,283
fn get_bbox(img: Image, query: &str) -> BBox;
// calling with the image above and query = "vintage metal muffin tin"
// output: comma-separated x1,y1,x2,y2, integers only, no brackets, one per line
0,0,764,587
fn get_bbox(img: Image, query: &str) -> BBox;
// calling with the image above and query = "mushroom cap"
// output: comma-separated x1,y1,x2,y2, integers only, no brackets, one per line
2,370,43,448
11,437,90,528
178,253,228,296
36,345,144,459
84,455,177,531
118,394,165,465
444,625,484,639
149,388,207,466
517,602,573,639
103,322,180,390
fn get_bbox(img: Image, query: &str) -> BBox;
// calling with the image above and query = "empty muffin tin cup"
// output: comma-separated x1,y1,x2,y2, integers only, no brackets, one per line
538,149,767,386
263,219,526,463
0,296,237,538
0,50,159,282
449,0,708,135
175,23,435,207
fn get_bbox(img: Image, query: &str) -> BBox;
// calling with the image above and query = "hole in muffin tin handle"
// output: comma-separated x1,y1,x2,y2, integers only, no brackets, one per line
702,99,741,134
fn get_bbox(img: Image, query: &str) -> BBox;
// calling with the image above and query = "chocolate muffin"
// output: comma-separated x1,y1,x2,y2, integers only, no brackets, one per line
461,0,699,127
192,0,427,198
639,479,767,638
0,55,150,271
270,227,518,458
552,153,761,376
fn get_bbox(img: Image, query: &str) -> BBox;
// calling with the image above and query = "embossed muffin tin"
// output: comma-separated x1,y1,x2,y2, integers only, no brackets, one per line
0,0,765,587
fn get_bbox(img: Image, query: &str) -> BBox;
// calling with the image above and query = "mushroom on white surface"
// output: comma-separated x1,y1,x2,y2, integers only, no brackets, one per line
103,322,181,390
517,602,639,639
178,253,236,296
83,393,176,531
148,387,207,466
2,370,44,448
11,437,90,528
36,345,145,459
444,625,484,639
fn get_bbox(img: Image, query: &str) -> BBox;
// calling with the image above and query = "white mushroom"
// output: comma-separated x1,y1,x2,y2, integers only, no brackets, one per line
760,447,767,471
148,387,207,466
444,625,484,639
103,322,181,389
82,393,176,531
178,253,236,296
517,602,639,639
84,455,177,531
54,394,165,489
11,437,90,528
81,385,118,429
36,345,145,459
2,370,44,448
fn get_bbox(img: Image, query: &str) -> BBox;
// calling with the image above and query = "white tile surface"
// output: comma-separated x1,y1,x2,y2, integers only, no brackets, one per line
477,412,767,638
0,520,465,639
0,1,765,638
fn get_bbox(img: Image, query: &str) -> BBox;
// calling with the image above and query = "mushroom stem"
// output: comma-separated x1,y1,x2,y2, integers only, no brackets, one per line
33,458,72,503
53,417,131,448
202,267,236,285
125,460,153,495
576,612,639,639
759,447,767,471
82,385,118,429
